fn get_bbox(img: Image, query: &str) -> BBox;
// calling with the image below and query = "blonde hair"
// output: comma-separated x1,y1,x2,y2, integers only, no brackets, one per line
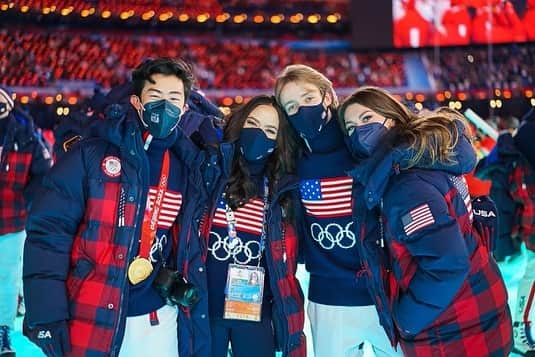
339,86,471,168
274,64,339,109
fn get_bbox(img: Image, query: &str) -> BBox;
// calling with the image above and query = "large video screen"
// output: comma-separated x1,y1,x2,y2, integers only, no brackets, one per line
393,0,534,48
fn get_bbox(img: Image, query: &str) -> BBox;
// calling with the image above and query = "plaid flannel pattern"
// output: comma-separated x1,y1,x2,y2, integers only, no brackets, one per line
509,162,535,251
389,178,512,357
0,151,32,234
65,179,138,356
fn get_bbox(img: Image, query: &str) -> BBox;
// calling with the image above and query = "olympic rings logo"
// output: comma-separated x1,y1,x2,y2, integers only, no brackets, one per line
310,222,356,250
149,234,168,263
208,231,262,264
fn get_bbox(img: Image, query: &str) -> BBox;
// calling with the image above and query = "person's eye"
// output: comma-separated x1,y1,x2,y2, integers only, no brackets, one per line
286,104,297,115
267,129,277,136
361,115,372,123
304,96,314,103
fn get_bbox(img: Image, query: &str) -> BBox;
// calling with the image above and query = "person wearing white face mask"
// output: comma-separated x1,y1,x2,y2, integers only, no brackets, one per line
274,65,401,357
0,86,52,357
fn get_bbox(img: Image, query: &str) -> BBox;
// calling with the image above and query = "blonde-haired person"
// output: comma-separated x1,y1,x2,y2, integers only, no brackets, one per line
275,66,401,356
339,86,513,356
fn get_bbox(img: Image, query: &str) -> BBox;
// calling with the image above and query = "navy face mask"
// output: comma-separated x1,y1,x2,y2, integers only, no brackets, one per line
288,102,328,141
140,99,182,138
346,122,389,157
239,127,276,162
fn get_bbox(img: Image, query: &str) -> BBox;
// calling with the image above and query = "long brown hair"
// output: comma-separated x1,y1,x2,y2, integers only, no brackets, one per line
223,95,298,217
339,86,471,167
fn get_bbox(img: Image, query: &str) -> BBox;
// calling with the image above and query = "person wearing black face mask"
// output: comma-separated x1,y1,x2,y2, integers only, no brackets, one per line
275,65,399,357
200,95,306,357
0,86,52,357
23,58,223,357
339,86,512,357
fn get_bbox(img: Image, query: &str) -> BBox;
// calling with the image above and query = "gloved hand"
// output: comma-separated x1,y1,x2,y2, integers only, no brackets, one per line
23,320,71,357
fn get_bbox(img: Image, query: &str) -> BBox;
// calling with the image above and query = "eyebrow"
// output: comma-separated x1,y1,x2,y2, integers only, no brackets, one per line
282,90,314,108
246,116,260,125
359,110,372,120
146,88,184,96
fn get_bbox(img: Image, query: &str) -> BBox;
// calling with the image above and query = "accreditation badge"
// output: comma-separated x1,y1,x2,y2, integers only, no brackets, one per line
223,264,264,322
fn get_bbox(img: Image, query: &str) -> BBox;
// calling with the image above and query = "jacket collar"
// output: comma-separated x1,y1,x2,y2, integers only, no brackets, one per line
348,122,477,209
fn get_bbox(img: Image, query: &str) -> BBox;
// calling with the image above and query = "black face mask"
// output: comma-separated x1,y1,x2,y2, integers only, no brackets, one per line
139,99,182,138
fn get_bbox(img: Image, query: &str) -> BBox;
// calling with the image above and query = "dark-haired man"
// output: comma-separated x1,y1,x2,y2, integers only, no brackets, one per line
23,58,221,357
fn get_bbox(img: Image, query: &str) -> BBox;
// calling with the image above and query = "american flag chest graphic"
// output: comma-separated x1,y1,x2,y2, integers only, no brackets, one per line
299,176,354,218
146,188,183,229
211,197,265,235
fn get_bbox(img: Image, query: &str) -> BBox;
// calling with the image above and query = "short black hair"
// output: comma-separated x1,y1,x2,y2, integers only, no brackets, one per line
131,57,195,100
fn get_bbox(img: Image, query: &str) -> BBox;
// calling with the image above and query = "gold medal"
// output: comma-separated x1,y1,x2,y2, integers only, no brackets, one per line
128,257,153,285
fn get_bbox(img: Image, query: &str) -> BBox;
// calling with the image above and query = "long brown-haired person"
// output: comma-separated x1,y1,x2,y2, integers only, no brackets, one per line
339,86,513,356
200,95,306,357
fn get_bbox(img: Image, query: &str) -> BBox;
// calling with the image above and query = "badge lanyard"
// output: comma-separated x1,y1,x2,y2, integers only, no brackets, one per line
128,149,171,284
138,150,170,259
224,177,269,267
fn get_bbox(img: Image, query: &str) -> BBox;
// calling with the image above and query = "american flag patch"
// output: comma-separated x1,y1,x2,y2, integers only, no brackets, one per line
212,197,264,235
402,204,435,236
299,176,353,218
451,175,473,222
147,188,182,229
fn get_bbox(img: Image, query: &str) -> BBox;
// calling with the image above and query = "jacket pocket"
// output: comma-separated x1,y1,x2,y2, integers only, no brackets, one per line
66,258,95,301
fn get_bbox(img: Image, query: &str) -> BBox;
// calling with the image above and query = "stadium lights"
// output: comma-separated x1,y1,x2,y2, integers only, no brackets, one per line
101,10,111,19
467,55,474,63
414,102,423,111
436,93,445,102
56,94,63,102
142,11,155,21
405,92,413,100
253,15,264,24
81,9,90,17
42,7,51,15
222,97,233,106
20,96,29,104
531,98,535,106
415,94,425,102
20,5,29,13
61,7,74,16
494,89,501,97
56,107,64,116
307,14,321,24
326,14,338,23
458,92,467,101
159,12,173,22
68,97,77,105
270,14,284,24
196,13,210,23
290,13,303,24
233,14,247,24
178,13,189,22
444,91,452,99
0,4,8,11
525,89,533,98
45,97,54,105
235,95,243,104
216,13,230,23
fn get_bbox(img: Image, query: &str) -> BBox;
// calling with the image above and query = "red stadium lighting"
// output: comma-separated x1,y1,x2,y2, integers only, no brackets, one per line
196,13,209,23
0,4,8,11
56,94,63,102
178,13,189,22
68,97,78,105
415,94,425,102
20,96,29,104
42,7,51,15
101,10,111,19
253,15,264,24
525,89,533,98
235,95,244,104
503,90,512,99
233,14,247,24
216,13,230,23
61,7,73,16
20,5,29,13
44,97,54,105
436,93,445,102
458,92,467,101
222,97,233,106
160,12,173,22
444,91,452,99
142,11,155,21
405,92,413,100
81,9,90,17
494,89,501,97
